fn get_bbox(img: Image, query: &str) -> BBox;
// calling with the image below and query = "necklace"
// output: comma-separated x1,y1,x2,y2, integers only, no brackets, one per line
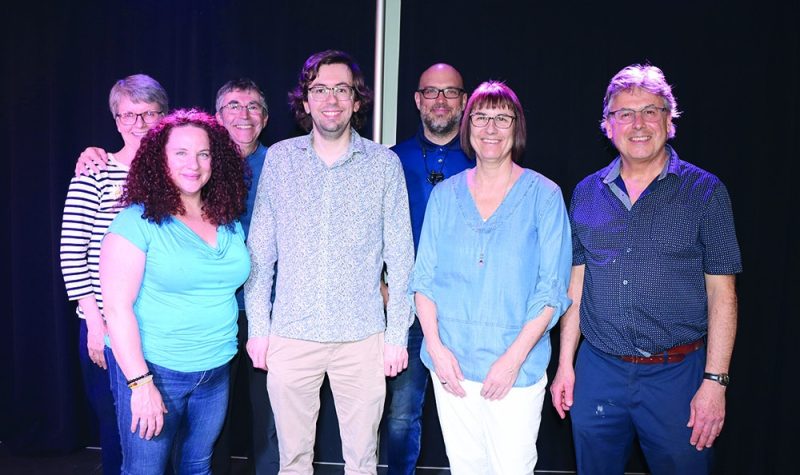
476,164,515,267
419,137,450,186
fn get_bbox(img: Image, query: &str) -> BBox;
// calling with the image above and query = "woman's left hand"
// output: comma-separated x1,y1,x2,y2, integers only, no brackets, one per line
481,352,521,400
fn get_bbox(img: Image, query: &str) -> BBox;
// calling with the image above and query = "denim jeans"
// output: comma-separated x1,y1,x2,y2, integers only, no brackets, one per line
384,319,428,475
79,320,122,475
106,348,230,475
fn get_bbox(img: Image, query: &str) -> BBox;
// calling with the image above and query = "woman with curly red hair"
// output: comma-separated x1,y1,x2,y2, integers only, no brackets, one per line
99,109,250,474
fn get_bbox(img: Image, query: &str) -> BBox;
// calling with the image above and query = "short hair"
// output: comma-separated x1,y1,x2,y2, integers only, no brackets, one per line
215,78,268,115
601,64,681,137
460,81,527,163
108,74,169,117
288,50,373,131
122,108,249,228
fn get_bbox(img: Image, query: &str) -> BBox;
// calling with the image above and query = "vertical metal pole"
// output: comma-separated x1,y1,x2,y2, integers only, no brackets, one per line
373,0,385,142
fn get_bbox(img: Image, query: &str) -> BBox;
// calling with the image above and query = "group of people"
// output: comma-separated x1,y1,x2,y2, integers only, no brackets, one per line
60,49,741,475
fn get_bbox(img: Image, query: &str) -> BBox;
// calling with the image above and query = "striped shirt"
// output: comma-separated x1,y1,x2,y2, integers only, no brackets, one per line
60,153,129,318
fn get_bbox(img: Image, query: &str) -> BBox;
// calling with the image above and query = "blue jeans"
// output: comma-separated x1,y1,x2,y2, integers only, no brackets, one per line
107,348,230,475
384,319,428,475
571,342,713,475
79,320,122,475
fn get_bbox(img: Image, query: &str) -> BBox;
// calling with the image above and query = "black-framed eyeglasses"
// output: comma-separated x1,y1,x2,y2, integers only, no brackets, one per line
469,113,516,129
115,110,163,125
307,85,355,102
607,105,668,124
417,87,465,100
220,101,266,116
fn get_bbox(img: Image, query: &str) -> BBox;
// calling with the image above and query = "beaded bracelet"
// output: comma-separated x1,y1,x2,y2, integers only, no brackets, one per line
128,375,154,390
126,371,152,386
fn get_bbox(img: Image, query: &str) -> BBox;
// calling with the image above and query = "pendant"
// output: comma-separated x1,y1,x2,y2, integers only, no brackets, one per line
479,252,484,267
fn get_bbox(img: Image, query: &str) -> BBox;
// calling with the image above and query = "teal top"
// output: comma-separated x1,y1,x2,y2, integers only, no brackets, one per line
107,204,250,372
409,169,572,387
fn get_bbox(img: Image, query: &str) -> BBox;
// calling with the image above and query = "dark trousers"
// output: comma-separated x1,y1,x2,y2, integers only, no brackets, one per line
571,341,713,475
384,319,428,475
212,311,279,475
79,319,122,475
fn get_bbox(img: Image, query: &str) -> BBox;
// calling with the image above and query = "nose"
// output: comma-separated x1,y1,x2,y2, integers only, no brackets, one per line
632,111,646,128
485,117,500,132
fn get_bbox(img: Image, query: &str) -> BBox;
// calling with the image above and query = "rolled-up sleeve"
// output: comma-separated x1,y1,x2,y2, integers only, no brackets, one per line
526,186,573,330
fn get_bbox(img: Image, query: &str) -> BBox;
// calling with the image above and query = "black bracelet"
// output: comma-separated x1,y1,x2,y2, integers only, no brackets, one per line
126,371,152,386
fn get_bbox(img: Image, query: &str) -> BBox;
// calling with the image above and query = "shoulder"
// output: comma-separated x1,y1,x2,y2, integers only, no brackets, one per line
356,135,401,169
522,168,562,195
389,136,419,157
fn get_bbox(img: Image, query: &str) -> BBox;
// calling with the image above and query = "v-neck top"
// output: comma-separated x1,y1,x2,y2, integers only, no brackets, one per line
409,168,573,387
107,204,250,371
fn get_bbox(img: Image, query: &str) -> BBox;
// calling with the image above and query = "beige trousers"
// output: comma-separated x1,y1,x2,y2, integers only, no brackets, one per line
267,333,385,475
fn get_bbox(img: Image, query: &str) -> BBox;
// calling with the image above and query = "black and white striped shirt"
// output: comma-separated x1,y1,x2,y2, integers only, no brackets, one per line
60,153,129,318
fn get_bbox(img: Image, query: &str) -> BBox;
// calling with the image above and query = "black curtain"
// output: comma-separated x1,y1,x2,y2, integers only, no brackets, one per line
3,1,797,473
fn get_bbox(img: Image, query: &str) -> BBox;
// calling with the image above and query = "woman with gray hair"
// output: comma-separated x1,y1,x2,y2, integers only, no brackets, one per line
60,74,168,474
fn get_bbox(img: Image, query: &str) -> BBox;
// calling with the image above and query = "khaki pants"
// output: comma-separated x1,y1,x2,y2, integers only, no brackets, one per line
267,333,385,475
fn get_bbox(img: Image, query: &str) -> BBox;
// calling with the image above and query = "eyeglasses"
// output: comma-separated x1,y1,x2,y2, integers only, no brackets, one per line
417,87,465,100
607,105,668,124
307,85,355,102
220,102,265,115
115,110,163,125
469,113,516,129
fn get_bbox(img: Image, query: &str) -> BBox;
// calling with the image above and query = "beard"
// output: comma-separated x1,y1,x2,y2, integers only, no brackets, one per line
422,108,462,138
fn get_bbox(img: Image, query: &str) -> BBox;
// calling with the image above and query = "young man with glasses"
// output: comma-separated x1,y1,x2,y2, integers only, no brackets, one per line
383,63,471,475
550,64,742,474
244,50,414,475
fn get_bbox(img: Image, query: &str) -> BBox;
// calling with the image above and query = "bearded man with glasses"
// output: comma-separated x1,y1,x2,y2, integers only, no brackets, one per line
381,63,472,475
550,64,742,475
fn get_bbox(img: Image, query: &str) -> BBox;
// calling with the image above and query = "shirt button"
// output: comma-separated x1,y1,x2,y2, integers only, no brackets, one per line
626,247,632,253
623,280,628,285
438,158,443,163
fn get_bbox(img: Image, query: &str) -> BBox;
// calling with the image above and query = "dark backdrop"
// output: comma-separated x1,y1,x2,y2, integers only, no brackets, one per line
2,1,797,474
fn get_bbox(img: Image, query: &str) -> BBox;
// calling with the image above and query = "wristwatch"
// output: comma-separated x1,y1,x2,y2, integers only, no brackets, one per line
703,372,730,387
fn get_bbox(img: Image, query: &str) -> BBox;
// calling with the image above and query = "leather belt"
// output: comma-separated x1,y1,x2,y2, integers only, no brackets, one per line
619,338,705,364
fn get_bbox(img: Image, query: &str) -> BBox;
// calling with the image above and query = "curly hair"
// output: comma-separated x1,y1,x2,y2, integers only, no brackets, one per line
122,108,250,227
288,49,373,131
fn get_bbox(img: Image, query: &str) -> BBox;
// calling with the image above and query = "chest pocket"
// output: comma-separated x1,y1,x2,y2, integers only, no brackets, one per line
650,204,701,252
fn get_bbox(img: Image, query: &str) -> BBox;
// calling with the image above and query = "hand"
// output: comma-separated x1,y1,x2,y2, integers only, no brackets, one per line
687,380,726,450
428,343,466,397
246,336,269,371
85,319,108,370
130,382,168,440
380,280,389,308
384,343,408,377
75,147,109,176
481,351,521,400
550,365,575,419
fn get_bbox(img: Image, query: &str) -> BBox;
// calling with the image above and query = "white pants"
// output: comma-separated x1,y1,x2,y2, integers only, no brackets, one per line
431,372,547,475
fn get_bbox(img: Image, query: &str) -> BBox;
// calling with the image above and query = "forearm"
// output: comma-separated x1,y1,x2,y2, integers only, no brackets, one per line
77,296,105,328
557,265,585,368
505,306,554,365
105,305,149,380
705,274,738,374
414,292,443,352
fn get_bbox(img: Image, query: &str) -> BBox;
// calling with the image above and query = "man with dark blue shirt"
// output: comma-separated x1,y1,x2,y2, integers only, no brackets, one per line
384,63,472,474
550,64,742,475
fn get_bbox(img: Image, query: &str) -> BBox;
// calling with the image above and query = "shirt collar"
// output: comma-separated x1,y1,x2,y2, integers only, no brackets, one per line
294,128,366,167
602,144,679,184
416,125,461,151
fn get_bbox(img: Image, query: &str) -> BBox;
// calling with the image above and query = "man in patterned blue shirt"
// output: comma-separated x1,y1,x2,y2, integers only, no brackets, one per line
550,64,742,474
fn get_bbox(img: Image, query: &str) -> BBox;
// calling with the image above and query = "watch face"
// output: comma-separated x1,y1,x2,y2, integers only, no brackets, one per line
719,374,730,386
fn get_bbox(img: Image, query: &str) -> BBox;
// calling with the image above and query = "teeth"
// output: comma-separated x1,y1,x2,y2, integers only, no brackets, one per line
630,136,650,142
